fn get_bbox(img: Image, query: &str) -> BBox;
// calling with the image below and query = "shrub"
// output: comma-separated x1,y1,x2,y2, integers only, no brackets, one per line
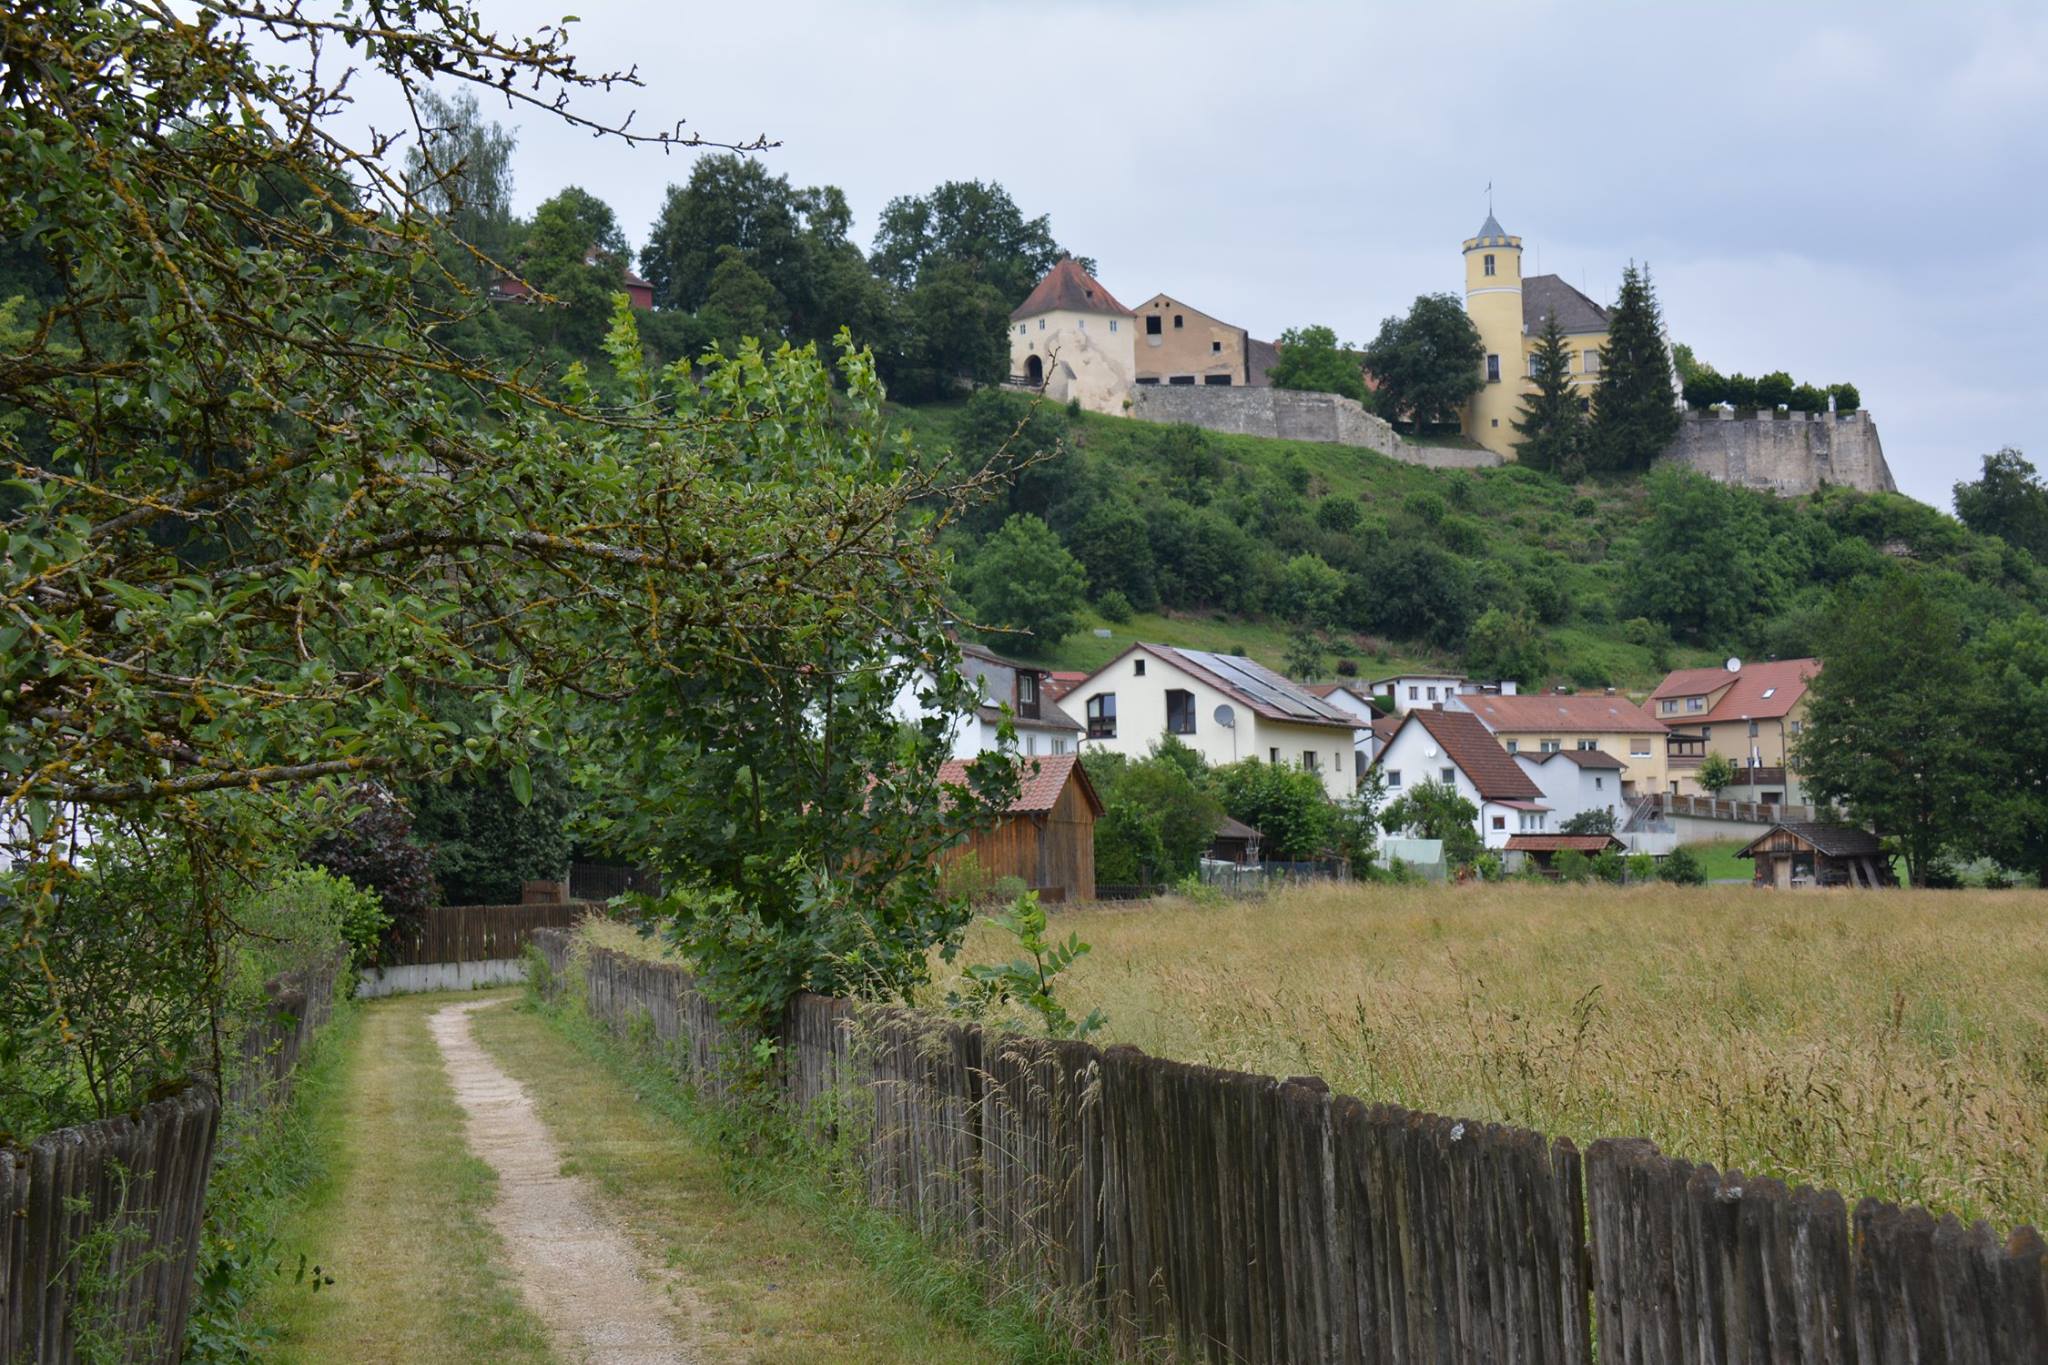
1095,588,1133,624
1552,848,1593,883
1315,496,1363,534
1660,847,1707,885
1625,852,1657,884
1335,657,1358,677
306,783,436,921
1590,849,1625,884
1829,382,1860,413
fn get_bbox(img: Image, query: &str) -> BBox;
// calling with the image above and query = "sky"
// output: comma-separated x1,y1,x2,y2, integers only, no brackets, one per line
333,1,2046,510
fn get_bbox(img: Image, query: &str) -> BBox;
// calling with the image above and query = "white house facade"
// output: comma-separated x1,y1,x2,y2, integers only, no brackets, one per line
891,642,1084,760
1009,259,1137,416
1373,707,1548,851
1069,644,1362,801
1514,749,1626,830
1368,673,1520,715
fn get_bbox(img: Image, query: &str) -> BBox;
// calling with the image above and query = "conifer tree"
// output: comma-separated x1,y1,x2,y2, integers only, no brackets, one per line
1512,310,1584,476
1588,263,1681,472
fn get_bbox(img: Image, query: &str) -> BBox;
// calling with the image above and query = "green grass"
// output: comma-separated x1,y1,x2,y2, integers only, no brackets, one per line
251,991,556,1364
489,995,1099,1363
1682,838,1754,881
887,398,1722,691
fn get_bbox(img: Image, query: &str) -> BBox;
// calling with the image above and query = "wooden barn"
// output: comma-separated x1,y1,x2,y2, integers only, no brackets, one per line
1739,822,1895,889
1503,832,1624,875
939,754,1103,903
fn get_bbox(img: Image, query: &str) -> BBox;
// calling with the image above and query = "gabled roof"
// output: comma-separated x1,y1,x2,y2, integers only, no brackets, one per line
1080,644,1361,732
938,753,1102,818
1371,714,1404,745
1383,709,1543,801
1213,814,1261,841
1534,748,1627,771
1462,693,1667,735
1651,659,1819,723
1505,834,1624,853
1010,258,1134,321
1042,670,1089,701
1366,671,1467,687
1738,822,1881,859
1522,275,1609,336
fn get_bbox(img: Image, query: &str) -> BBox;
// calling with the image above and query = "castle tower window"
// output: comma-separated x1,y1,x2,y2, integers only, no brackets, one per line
1484,253,1496,277
1486,354,1501,383
1146,315,1162,336
1583,350,1601,373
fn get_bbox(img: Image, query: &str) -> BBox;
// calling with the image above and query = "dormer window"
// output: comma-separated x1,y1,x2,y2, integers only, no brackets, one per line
1018,671,1039,719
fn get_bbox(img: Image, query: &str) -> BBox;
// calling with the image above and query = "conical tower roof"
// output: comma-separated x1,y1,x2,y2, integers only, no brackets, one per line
1010,257,1134,321
1475,211,1507,239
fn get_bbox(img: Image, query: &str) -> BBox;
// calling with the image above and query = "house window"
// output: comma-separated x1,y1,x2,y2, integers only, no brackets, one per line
1387,769,1402,787
1133,658,1146,677
1790,720,1803,735
1303,750,1321,773
1078,318,1085,330
1269,747,1280,764
1748,720,1760,737
1686,697,1705,712
1018,324,1026,335
1211,340,1222,353
1109,320,1118,332
1052,738,1067,755
1631,740,1652,757
1408,685,1419,701
1038,319,1045,330
1086,693,1116,739
1018,672,1039,712
1660,699,1677,714
1583,350,1601,374
1440,767,1455,784
1166,689,1196,735
1484,253,1496,277
1492,815,1506,830
1761,687,1776,699
1204,374,1232,385
1486,354,1501,383
1169,375,1196,385
1146,315,1162,336
1578,397,1591,413
1577,739,1599,751
1174,314,1184,329
1136,376,1160,385
1426,686,1438,701
1024,734,1038,755
1595,777,1604,790
1540,739,1561,753
1528,353,1540,377
1505,739,1519,754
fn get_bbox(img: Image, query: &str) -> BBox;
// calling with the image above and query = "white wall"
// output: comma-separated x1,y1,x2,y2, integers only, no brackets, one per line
1374,676,1467,714
1514,755,1624,829
1010,308,1137,415
1375,721,1505,846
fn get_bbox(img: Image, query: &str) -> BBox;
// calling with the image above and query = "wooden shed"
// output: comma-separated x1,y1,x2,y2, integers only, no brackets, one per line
1207,815,1263,866
1738,822,1895,889
940,754,1103,904
1503,833,1624,875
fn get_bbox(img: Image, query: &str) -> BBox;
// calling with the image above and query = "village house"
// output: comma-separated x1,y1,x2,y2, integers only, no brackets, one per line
1128,292,1278,388
891,641,1085,760
938,753,1102,903
1008,258,1137,415
1649,658,1819,803
1372,707,1548,850
1303,681,1381,783
1368,672,1519,714
1450,691,1669,802
1068,644,1362,801
1513,749,1627,829
492,247,654,310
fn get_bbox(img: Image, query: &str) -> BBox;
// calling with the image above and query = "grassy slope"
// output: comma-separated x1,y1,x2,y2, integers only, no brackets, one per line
932,884,2048,1233
888,399,1720,690
255,991,555,1363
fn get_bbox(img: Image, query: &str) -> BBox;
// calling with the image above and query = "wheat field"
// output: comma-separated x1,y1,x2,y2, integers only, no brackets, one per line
939,883,2048,1233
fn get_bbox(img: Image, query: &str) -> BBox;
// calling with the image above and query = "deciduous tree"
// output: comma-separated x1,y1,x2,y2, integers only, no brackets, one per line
1362,294,1484,428
1269,325,1370,405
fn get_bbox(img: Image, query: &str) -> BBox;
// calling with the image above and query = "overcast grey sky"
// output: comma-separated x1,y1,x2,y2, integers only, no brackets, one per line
354,1,2045,509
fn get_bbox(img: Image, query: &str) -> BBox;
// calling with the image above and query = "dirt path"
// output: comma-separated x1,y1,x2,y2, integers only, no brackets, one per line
430,998,714,1364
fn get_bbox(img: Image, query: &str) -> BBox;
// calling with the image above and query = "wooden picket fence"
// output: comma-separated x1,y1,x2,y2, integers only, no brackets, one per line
0,952,347,1363
532,929,2048,1363
378,900,595,968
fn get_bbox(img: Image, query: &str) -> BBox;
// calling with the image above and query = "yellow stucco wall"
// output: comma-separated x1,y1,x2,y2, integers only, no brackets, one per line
1490,728,1668,798
1460,231,1609,458
1130,294,1248,386
1010,307,1136,415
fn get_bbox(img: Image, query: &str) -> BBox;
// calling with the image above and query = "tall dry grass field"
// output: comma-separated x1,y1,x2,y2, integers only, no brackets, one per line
939,883,2048,1232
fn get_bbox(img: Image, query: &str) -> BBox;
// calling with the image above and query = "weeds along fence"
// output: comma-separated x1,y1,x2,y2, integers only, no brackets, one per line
0,952,346,1363
531,929,2048,1364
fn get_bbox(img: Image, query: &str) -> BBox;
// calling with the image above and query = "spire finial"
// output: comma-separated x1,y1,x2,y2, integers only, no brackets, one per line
1487,180,1493,217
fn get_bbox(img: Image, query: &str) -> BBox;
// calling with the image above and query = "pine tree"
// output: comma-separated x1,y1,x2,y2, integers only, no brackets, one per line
1511,310,1584,476
1589,263,1681,472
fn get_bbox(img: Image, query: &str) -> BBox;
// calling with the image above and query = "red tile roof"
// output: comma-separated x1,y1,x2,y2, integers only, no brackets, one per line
1504,834,1625,853
937,753,1102,817
1043,670,1089,701
1533,748,1627,770
1371,714,1404,745
1010,258,1135,321
1650,659,1819,723
1393,709,1543,801
1461,693,1668,735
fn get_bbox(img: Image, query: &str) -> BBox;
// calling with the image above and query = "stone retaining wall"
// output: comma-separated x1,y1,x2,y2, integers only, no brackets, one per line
1660,409,1896,496
1129,386,1501,470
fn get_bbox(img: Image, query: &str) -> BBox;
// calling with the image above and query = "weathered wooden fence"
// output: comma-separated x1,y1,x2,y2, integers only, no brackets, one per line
0,954,347,1362
532,929,2048,1363
361,900,598,997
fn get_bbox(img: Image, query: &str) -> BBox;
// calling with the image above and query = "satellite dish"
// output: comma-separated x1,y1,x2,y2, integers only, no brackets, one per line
1724,656,1743,673
1425,744,1440,759
1213,704,1236,729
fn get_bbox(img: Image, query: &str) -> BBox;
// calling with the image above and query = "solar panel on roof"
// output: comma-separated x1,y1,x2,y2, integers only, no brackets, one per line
1179,649,1355,724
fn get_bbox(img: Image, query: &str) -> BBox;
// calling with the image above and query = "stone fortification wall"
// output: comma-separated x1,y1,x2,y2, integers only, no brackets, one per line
1129,385,1500,470
1660,409,1896,496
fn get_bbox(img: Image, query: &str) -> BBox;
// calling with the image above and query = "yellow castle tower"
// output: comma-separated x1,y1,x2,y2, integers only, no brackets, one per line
1460,212,1612,458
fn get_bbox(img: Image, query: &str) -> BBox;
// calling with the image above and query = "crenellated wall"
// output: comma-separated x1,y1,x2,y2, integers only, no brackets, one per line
1660,409,1896,496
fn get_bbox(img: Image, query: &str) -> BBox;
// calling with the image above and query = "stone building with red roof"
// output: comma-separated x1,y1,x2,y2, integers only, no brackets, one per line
1008,258,1137,415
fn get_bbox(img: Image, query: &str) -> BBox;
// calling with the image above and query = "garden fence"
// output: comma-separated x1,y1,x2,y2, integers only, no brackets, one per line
532,928,2048,1363
0,953,346,1362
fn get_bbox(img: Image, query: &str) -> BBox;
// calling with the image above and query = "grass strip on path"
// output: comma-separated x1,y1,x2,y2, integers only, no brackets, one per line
471,996,1086,1365
252,990,555,1364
